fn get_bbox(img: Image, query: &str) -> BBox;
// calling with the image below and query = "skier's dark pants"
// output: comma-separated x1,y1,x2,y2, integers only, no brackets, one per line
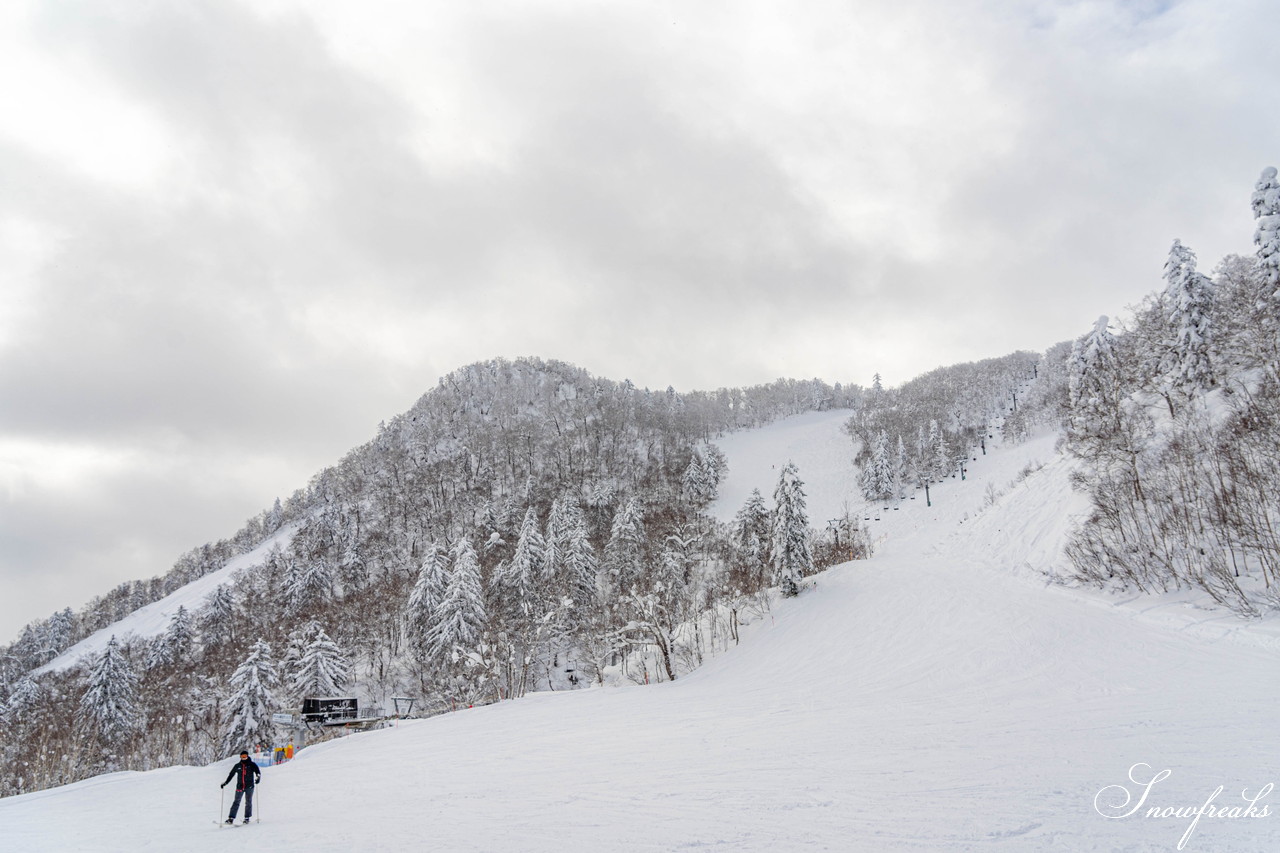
229,787,254,820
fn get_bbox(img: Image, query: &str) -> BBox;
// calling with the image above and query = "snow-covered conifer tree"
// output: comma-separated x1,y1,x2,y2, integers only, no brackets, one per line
493,509,544,610
1253,165,1280,297
424,537,487,662
895,435,910,495
286,559,334,612
542,498,566,582
278,549,302,598
265,497,284,533
859,431,895,502
732,489,771,583
170,604,196,656
221,639,280,755
406,543,447,645
771,462,812,597
692,444,726,502
543,496,596,610
290,628,352,699
915,423,929,466
918,420,949,483
561,507,600,617
200,585,236,648
931,424,951,483
4,676,42,724
337,535,368,591
1067,316,1122,448
481,501,501,536
681,449,717,505
604,498,646,594
43,608,75,663
655,544,687,603
79,636,140,746
281,620,319,686
146,605,196,670
1162,239,1216,393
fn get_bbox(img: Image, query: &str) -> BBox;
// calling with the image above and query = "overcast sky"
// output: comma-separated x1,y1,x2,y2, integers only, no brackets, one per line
1,0,1276,643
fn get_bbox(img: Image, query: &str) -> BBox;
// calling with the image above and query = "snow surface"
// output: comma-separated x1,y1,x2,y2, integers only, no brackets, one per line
4,416,1278,851
710,409,861,527
38,525,297,675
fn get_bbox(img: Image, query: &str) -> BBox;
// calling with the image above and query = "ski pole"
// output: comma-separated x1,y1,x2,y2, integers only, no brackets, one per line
220,785,224,825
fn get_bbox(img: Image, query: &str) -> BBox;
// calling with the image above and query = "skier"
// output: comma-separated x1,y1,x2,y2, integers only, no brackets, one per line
221,749,261,824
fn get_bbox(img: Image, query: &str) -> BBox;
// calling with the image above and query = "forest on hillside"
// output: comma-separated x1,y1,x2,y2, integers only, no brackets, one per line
840,166,1280,623
2,165,1275,801
1060,168,1280,616
0,366,877,795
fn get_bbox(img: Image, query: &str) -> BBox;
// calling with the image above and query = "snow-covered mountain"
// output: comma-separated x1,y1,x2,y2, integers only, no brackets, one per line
3,412,1275,852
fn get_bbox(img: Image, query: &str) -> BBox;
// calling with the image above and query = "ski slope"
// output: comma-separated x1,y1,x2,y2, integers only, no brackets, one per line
710,408,863,527
3,415,1278,851
38,524,298,675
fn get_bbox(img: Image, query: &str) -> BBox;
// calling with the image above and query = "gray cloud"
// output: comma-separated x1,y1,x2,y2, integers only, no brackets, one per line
2,0,1278,639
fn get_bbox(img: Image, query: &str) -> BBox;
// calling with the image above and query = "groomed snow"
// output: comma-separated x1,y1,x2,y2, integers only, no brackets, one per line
38,524,297,675
3,415,1277,851
710,409,862,527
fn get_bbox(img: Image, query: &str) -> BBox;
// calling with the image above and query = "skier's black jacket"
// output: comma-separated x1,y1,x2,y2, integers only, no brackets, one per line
223,757,261,791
